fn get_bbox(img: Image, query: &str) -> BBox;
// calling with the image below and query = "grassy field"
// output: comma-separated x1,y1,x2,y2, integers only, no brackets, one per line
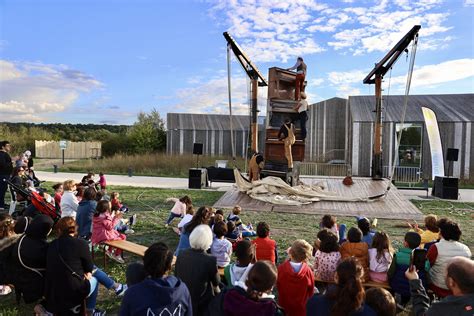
1,184,473,315
34,153,247,178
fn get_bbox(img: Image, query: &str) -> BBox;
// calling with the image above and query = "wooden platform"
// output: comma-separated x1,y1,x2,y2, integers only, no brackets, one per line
213,176,423,220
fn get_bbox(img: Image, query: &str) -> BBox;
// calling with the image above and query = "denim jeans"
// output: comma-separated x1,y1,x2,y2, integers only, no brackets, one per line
166,212,181,225
85,266,116,310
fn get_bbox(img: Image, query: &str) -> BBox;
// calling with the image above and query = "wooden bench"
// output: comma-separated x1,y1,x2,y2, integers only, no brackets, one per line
101,240,148,268
314,277,391,290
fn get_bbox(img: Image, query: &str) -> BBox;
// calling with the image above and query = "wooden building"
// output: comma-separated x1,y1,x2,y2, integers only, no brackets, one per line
348,94,474,180
166,113,265,157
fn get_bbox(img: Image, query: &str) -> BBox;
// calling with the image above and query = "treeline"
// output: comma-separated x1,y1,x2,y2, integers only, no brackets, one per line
0,109,166,156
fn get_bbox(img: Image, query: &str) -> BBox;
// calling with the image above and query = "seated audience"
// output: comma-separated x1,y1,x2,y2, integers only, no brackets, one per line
211,220,233,268
76,187,97,240
125,262,147,287
10,214,53,303
406,256,474,316
61,179,79,218
177,205,194,233
175,224,220,316
277,239,314,316
340,227,370,281
408,214,440,248
358,217,376,247
111,191,129,213
388,231,430,304
225,221,241,241
427,218,471,297
44,217,125,316
52,182,63,212
120,242,192,316
306,257,376,315
175,206,212,256
224,240,255,289
365,288,396,316
314,229,341,282
0,214,19,296
227,205,256,237
252,222,278,264
92,200,127,264
320,215,345,242
368,231,393,283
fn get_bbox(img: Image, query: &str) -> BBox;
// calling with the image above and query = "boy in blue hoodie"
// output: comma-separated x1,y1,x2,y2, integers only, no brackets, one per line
119,242,192,316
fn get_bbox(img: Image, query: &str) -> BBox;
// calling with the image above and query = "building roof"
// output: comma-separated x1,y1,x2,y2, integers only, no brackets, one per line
167,113,264,131
349,94,474,123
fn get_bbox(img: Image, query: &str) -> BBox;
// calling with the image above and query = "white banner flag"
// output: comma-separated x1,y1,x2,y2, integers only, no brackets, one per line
422,107,444,180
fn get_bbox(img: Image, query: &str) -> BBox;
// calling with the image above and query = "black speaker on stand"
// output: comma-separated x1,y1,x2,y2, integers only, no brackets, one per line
193,143,203,169
446,148,459,177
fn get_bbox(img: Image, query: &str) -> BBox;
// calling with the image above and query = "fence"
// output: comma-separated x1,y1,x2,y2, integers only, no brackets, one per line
383,166,421,185
35,140,102,159
299,162,350,177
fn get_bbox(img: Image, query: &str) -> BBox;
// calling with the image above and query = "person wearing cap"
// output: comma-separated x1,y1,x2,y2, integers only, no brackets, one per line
287,56,307,100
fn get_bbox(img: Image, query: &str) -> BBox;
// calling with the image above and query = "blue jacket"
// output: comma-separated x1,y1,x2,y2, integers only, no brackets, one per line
306,294,376,316
175,231,191,256
76,200,97,238
119,276,192,316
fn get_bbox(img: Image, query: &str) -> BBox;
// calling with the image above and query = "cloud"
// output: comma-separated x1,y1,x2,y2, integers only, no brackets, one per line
0,59,102,122
465,0,474,6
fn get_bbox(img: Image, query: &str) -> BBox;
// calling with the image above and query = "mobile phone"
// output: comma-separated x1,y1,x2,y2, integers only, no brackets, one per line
410,248,427,271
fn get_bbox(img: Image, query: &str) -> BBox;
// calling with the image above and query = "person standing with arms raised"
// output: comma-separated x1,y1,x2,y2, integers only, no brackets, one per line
0,141,13,211
287,56,307,101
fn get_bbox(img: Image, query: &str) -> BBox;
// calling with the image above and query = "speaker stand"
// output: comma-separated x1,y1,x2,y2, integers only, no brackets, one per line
195,154,200,169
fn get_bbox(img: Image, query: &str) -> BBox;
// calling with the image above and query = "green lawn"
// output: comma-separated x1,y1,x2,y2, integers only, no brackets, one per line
1,184,473,315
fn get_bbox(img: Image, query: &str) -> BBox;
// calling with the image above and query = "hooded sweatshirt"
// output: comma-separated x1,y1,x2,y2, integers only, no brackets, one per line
210,237,232,267
76,199,97,238
119,276,192,316
222,286,283,316
10,214,53,303
340,241,370,281
277,260,315,316
91,212,122,244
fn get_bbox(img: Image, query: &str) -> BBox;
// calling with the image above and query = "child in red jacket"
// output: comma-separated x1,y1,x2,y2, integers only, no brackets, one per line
277,239,315,316
252,222,278,264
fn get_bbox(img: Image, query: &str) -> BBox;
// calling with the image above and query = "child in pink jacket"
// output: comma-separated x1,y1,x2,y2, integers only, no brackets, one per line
92,199,126,263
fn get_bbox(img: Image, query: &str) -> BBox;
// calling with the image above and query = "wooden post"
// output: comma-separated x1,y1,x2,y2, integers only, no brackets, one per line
251,78,258,153
372,74,383,180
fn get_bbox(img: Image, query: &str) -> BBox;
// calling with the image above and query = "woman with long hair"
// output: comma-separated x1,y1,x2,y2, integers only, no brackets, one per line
306,257,376,316
174,206,212,256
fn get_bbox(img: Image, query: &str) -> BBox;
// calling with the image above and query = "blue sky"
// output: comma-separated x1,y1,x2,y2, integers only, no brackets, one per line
0,0,473,124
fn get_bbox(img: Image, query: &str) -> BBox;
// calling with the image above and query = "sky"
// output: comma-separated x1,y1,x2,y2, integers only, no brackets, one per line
0,0,473,125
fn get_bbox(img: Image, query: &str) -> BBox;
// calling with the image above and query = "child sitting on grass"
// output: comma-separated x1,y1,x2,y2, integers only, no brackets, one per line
357,217,377,247
224,240,255,289
320,215,346,242
252,222,278,264
314,229,341,282
111,191,129,213
368,231,393,283
211,221,233,268
165,195,192,227
227,205,256,237
340,227,370,281
92,200,127,264
277,239,314,316
407,214,440,248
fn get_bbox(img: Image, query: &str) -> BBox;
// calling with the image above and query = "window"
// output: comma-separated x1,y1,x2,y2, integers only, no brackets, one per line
395,123,423,168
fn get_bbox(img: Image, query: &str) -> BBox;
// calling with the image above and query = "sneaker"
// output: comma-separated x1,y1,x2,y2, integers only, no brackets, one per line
129,214,137,226
112,254,125,264
115,283,128,296
92,308,107,316
165,223,169,228
0,285,12,296
124,229,135,234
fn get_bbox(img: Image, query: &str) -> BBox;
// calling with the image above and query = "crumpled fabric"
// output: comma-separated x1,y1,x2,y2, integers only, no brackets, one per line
234,169,376,206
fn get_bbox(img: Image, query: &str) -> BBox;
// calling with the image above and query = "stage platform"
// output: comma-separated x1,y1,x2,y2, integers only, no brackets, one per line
213,176,424,220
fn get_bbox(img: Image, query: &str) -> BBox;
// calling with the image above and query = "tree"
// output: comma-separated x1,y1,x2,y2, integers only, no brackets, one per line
127,108,166,153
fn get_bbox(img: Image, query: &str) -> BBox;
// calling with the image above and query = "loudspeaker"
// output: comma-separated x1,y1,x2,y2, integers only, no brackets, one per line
433,176,458,199
193,143,203,155
447,148,459,162
189,168,207,189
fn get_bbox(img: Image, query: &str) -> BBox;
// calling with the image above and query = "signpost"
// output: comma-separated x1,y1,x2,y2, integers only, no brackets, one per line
59,140,67,165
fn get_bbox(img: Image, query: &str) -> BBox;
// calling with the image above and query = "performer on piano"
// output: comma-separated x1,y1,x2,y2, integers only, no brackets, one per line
286,56,307,100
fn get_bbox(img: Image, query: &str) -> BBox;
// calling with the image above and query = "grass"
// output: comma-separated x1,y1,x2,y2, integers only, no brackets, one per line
1,183,473,315
34,153,247,178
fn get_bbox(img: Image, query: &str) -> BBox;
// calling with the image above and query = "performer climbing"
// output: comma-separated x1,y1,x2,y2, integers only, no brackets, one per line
287,56,307,100
293,92,308,139
278,119,296,171
248,152,265,182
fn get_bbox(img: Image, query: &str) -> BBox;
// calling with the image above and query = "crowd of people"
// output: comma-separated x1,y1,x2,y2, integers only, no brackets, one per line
1,140,473,315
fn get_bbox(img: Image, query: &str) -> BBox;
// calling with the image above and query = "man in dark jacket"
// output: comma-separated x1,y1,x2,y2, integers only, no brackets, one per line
120,242,192,316
10,214,53,303
0,140,13,210
405,256,474,315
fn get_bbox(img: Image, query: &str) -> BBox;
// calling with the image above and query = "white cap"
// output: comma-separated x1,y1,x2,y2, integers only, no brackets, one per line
24,150,31,157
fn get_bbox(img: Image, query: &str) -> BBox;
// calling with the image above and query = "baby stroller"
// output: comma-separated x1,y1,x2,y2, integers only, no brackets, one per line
4,179,61,223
